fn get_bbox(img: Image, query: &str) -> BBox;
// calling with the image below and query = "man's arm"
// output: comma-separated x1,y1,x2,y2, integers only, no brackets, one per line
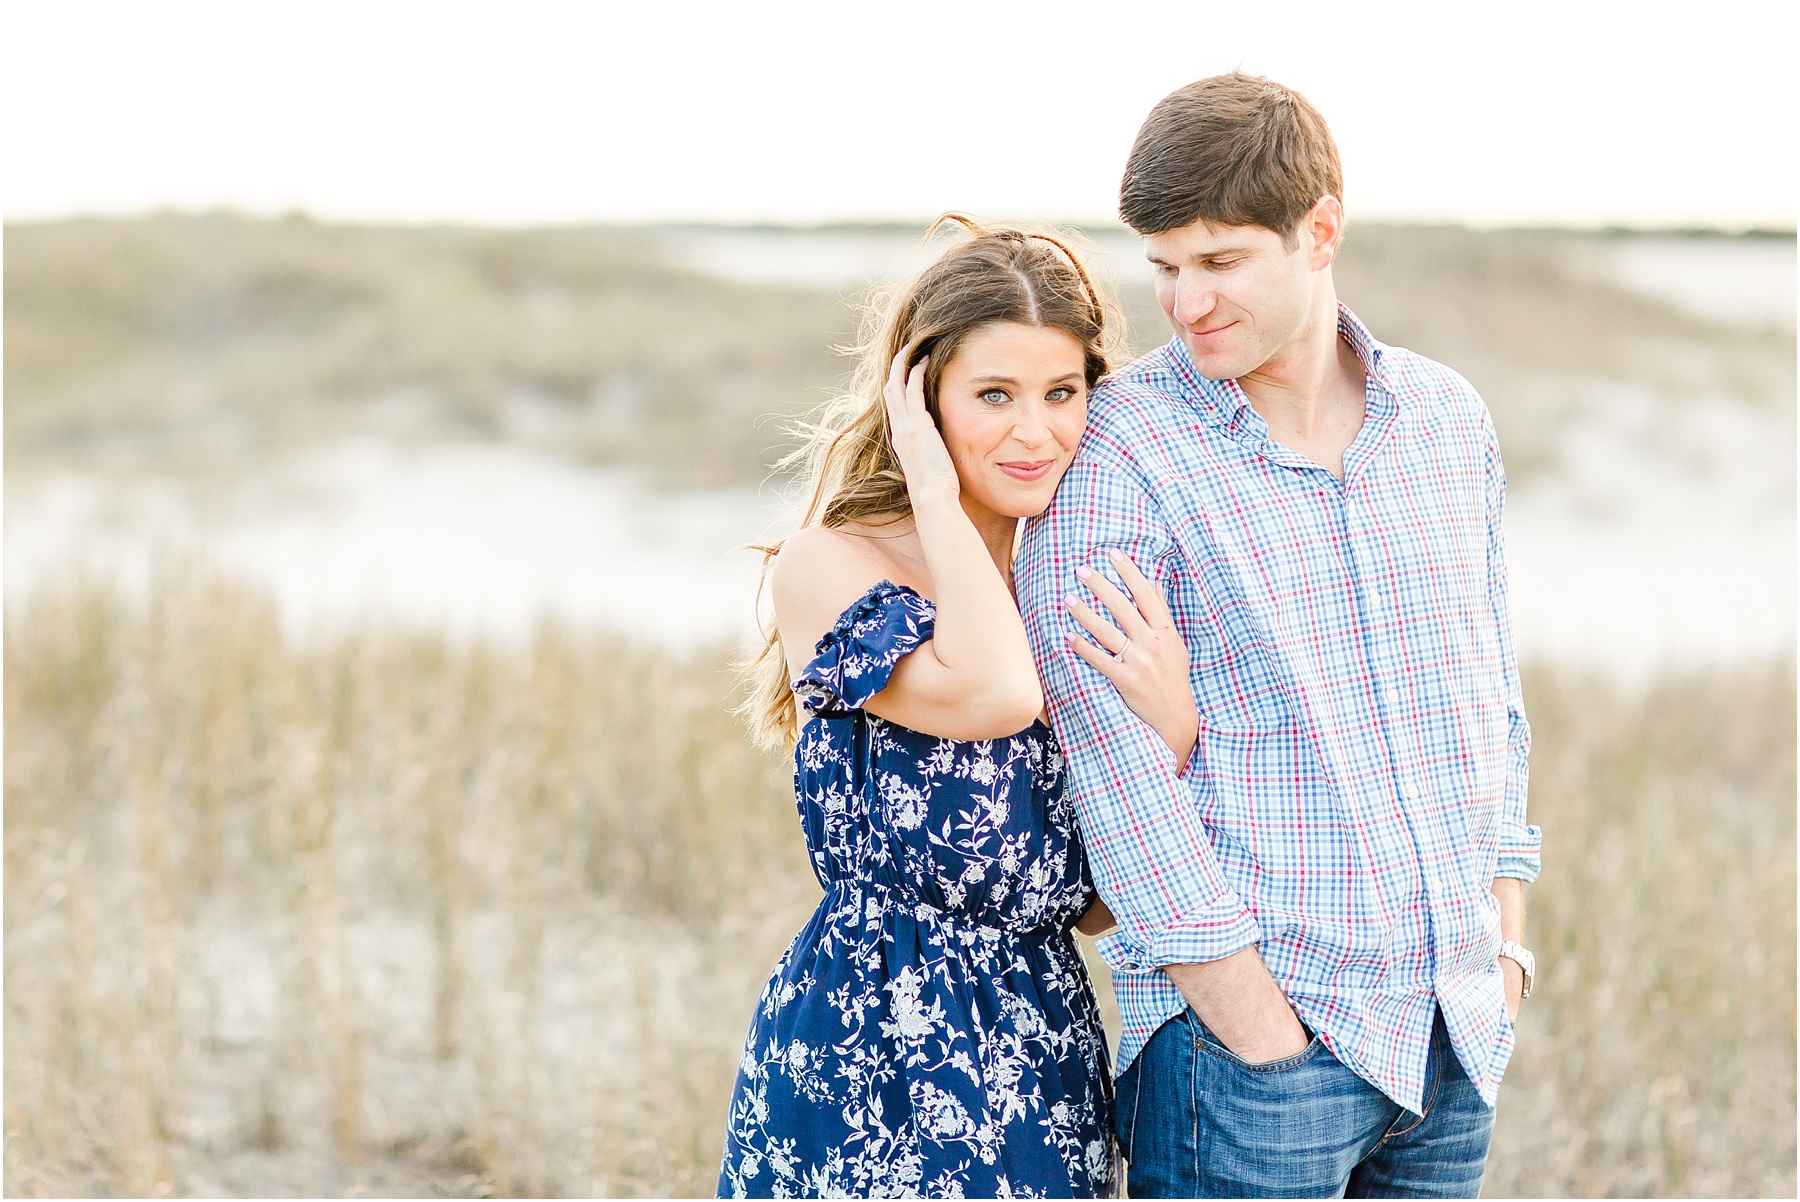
1491,878,1526,1020
1018,453,1308,1062
1483,414,1541,1020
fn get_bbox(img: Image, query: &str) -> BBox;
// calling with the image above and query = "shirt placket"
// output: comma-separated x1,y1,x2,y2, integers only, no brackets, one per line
1331,387,1452,1105
1342,393,1470,1003
1228,378,1429,923
1227,386,1422,1101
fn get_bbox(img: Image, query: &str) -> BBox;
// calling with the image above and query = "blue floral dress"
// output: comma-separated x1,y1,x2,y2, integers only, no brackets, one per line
719,581,1115,1199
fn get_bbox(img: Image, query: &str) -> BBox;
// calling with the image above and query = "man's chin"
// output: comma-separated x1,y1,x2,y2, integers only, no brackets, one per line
1182,338,1256,382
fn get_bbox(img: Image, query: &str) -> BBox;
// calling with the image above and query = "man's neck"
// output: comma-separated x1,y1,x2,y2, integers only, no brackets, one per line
1236,280,1368,478
1238,283,1353,423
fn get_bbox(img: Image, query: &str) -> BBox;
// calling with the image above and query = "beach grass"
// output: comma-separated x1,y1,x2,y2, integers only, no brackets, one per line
9,216,1791,495
4,574,1792,1197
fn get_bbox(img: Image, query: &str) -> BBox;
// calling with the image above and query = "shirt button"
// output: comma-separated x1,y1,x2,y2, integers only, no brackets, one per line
1402,784,1419,801
1383,687,1400,705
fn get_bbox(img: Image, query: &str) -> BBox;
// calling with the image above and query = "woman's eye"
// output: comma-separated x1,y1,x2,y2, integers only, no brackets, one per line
1046,386,1077,403
979,388,1010,405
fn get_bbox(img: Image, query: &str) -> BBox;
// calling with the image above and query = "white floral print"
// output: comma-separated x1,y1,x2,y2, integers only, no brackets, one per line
719,582,1114,1198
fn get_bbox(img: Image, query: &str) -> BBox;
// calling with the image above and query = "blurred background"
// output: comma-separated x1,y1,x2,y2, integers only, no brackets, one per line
4,2,1794,1197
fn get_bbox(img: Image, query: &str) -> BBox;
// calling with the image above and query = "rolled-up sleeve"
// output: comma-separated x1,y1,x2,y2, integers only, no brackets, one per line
1484,419,1542,883
1018,452,1262,969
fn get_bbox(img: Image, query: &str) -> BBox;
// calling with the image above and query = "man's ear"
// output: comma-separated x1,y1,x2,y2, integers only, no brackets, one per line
1306,195,1344,271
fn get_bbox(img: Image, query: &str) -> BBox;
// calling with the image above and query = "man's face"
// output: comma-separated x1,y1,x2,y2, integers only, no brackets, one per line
1143,213,1325,381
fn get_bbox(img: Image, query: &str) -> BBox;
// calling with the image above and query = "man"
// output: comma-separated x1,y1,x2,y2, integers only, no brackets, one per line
1018,73,1542,1198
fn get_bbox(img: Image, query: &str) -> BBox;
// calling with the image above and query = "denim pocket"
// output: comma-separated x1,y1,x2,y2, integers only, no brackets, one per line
1186,1008,1325,1074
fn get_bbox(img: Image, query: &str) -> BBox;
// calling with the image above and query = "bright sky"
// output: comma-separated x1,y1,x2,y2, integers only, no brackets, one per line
4,0,1795,230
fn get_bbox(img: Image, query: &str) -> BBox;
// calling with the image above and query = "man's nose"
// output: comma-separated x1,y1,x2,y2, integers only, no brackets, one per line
1172,271,1217,327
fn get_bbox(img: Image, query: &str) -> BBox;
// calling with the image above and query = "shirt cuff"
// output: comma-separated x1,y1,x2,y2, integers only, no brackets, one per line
1495,822,1543,884
1093,926,1153,974
1093,897,1263,974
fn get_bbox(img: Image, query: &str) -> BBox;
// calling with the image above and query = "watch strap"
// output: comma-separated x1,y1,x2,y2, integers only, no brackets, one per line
1498,940,1535,999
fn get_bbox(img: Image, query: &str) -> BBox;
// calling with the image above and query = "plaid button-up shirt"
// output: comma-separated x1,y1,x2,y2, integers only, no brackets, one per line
1018,304,1541,1112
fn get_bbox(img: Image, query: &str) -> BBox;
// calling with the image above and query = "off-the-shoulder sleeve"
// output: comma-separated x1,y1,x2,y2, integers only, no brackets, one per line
792,580,936,717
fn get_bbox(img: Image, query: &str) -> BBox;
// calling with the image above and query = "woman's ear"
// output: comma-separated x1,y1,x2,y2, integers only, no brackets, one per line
923,377,943,426
913,336,944,424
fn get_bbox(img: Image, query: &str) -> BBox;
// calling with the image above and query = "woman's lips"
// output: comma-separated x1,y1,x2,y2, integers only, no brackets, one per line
998,459,1055,481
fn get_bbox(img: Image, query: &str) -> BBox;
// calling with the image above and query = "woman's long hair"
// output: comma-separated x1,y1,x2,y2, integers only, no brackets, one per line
738,215,1122,748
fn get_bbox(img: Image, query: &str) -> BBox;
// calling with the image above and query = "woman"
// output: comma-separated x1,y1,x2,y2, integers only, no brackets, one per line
721,218,1199,1199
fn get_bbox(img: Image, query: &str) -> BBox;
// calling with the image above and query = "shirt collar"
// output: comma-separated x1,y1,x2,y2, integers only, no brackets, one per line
1335,302,1388,384
1166,301,1391,430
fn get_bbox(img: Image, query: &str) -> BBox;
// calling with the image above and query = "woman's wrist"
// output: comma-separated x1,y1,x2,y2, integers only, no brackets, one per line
907,488,966,520
1160,713,1198,773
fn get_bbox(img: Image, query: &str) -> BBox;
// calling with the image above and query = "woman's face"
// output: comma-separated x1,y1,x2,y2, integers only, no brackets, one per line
933,321,1090,524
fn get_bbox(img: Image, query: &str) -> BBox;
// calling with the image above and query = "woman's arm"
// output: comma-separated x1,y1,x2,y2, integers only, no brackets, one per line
1062,549,1198,770
770,352,1042,741
1063,553,1188,938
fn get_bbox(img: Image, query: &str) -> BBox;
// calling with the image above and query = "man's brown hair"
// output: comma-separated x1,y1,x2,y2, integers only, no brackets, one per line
1119,72,1343,240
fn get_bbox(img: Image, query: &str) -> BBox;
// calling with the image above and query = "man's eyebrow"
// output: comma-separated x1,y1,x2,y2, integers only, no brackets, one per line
1145,245,1256,265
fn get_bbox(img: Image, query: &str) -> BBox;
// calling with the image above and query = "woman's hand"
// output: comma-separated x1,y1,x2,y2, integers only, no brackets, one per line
1064,549,1198,771
883,346,960,509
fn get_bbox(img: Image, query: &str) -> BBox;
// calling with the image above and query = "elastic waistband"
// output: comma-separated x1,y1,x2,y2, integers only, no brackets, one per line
823,877,1061,942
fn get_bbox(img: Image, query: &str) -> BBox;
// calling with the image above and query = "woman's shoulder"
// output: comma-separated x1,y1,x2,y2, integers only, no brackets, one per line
773,525,887,612
772,522,877,572
771,525,928,669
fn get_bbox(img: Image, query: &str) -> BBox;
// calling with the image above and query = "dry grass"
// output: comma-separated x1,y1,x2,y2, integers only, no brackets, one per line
9,217,1790,495
1487,662,1796,1196
6,214,1791,1197
1332,226,1795,486
4,215,854,487
4,574,816,1197
4,576,1793,1197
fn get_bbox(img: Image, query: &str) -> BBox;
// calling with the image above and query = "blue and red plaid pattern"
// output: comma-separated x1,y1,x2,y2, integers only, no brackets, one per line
1017,304,1541,1113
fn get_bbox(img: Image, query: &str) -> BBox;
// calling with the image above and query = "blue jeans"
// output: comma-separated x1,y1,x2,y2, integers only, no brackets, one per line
1115,1007,1494,1198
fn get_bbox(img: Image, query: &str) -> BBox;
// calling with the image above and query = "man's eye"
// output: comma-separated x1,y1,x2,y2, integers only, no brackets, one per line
979,388,1010,405
1153,264,1177,277
1209,258,1242,271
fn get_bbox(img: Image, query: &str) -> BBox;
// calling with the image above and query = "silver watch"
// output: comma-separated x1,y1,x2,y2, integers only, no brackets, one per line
1498,940,1535,999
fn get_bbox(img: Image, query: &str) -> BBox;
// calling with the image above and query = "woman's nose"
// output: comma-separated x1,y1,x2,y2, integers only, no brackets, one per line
1013,401,1052,446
